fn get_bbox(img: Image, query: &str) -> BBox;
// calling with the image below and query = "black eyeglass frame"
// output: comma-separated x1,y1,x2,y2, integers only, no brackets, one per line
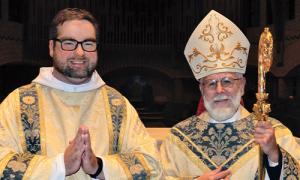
53,38,98,52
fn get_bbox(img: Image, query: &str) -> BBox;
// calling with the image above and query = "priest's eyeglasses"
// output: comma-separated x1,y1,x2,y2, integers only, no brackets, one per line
53,38,98,52
201,77,242,90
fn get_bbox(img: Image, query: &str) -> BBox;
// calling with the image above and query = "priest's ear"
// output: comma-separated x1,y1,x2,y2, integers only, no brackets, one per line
49,40,54,58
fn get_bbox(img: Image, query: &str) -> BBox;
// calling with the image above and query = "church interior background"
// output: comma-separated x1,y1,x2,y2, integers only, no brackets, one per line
0,0,300,136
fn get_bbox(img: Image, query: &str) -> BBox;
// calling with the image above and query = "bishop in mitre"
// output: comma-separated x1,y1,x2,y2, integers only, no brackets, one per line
160,10,300,180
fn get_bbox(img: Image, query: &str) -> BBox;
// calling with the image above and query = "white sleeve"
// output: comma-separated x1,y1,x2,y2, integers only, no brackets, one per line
50,153,66,180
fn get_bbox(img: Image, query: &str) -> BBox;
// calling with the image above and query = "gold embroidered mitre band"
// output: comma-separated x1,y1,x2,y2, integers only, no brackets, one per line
184,10,250,80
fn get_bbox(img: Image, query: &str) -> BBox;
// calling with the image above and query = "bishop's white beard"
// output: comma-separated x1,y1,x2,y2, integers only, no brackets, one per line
203,90,242,122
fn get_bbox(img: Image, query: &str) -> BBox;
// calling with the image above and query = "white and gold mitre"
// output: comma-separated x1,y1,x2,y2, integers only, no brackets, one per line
184,10,250,80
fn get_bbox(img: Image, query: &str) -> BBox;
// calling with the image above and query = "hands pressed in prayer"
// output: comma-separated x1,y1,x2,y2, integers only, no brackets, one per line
196,167,231,180
80,126,99,175
64,125,100,177
64,126,86,175
254,121,279,162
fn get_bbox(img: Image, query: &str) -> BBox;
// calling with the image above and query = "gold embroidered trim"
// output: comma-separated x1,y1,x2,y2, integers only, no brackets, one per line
117,153,150,179
281,147,300,178
15,88,26,153
0,152,15,175
18,84,41,154
117,100,127,154
115,155,133,179
136,153,151,180
228,145,258,174
22,155,40,179
220,139,255,167
35,84,46,155
169,131,211,172
103,87,114,154
1,153,34,179
103,86,127,154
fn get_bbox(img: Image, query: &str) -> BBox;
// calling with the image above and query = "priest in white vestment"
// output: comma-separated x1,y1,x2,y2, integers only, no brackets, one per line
0,8,162,180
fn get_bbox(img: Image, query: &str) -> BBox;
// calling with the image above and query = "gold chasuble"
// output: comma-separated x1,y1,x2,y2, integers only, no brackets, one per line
0,83,162,179
161,108,300,179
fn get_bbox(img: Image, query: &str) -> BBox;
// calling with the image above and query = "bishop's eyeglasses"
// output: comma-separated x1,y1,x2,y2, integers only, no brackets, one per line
53,38,98,52
201,77,243,90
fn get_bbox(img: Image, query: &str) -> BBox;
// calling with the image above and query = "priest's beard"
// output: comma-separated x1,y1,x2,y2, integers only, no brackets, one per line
203,90,242,122
53,56,96,79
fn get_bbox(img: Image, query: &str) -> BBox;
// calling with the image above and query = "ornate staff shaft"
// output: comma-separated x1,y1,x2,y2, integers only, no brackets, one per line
253,27,273,180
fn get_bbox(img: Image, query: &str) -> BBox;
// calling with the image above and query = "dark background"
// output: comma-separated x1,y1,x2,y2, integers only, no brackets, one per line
0,0,300,137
